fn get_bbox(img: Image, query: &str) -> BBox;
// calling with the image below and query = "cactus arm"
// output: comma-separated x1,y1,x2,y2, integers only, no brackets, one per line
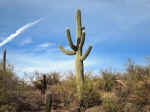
76,9,82,39
66,29,77,51
59,45,76,55
80,46,92,61
79,32,85,49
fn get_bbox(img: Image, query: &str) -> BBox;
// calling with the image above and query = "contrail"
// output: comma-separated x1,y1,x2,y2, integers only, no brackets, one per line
0,18,43,47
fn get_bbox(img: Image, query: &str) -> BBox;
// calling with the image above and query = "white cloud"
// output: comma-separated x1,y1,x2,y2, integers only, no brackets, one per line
21,60,74,73
20,37,33,46
0,18,43,47
17,59,95,74
7,49,95,75
39,42,55,48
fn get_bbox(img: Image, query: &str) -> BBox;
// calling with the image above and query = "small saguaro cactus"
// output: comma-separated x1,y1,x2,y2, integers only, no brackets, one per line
33,75,48,104
59,9,92,102
41,75,47,104
42,75,47,93
46,93,52,112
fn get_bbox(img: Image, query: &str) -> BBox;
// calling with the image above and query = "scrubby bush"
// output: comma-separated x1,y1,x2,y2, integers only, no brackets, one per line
47,72,61,85
102,97,118,112
82,73,101,109
101,70,117,92
57,74,76,107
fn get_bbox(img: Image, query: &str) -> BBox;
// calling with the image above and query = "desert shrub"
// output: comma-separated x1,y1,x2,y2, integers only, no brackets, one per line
101,71,116,92
49,72,101,110
126,78,150,110
85,106,102,112
142,105,150,112
47,72,61,85
0,64,18,100
50,73,77,108
0,104,16,112
116,59,150,111
126,58,150,81
81,73,101,109
102,97,118,112
0,63,35,112
59,80,76,107
100,91,123,112
123,103,139,112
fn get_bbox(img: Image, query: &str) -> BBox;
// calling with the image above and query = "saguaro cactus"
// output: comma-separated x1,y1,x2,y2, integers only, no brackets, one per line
59,9,92,101
41,75,47,104
2,49,7,93
46,93,52,112
42,75,47,94
33,75,47,104
3,49,6,72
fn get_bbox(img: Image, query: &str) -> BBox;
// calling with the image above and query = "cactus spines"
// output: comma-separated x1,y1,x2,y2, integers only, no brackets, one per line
3,49,6,72
46,93,52,112
59,9,92,101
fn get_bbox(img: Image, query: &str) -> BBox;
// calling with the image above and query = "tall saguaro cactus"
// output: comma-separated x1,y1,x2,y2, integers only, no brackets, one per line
3,49,6,72
2,49,7,94
59,9,92,101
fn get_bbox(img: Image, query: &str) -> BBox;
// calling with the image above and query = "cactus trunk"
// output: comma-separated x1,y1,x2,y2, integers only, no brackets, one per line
59,9,92,102
75,51,84,100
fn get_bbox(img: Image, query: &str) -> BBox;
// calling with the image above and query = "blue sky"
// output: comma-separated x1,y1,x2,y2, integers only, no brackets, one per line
0,0,150,76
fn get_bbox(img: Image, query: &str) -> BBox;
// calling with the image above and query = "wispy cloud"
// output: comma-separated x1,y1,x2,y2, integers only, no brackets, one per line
20,37,33,46
7,49,95,74
16,59,95,73
0,18,43,47
39,42,55,48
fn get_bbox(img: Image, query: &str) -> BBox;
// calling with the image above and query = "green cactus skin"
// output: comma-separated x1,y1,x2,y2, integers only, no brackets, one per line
46,93,52,112
59,9,92,101
3,49,6,72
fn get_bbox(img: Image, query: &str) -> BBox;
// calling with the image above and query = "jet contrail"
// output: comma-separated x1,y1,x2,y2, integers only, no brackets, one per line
0,18,43,47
